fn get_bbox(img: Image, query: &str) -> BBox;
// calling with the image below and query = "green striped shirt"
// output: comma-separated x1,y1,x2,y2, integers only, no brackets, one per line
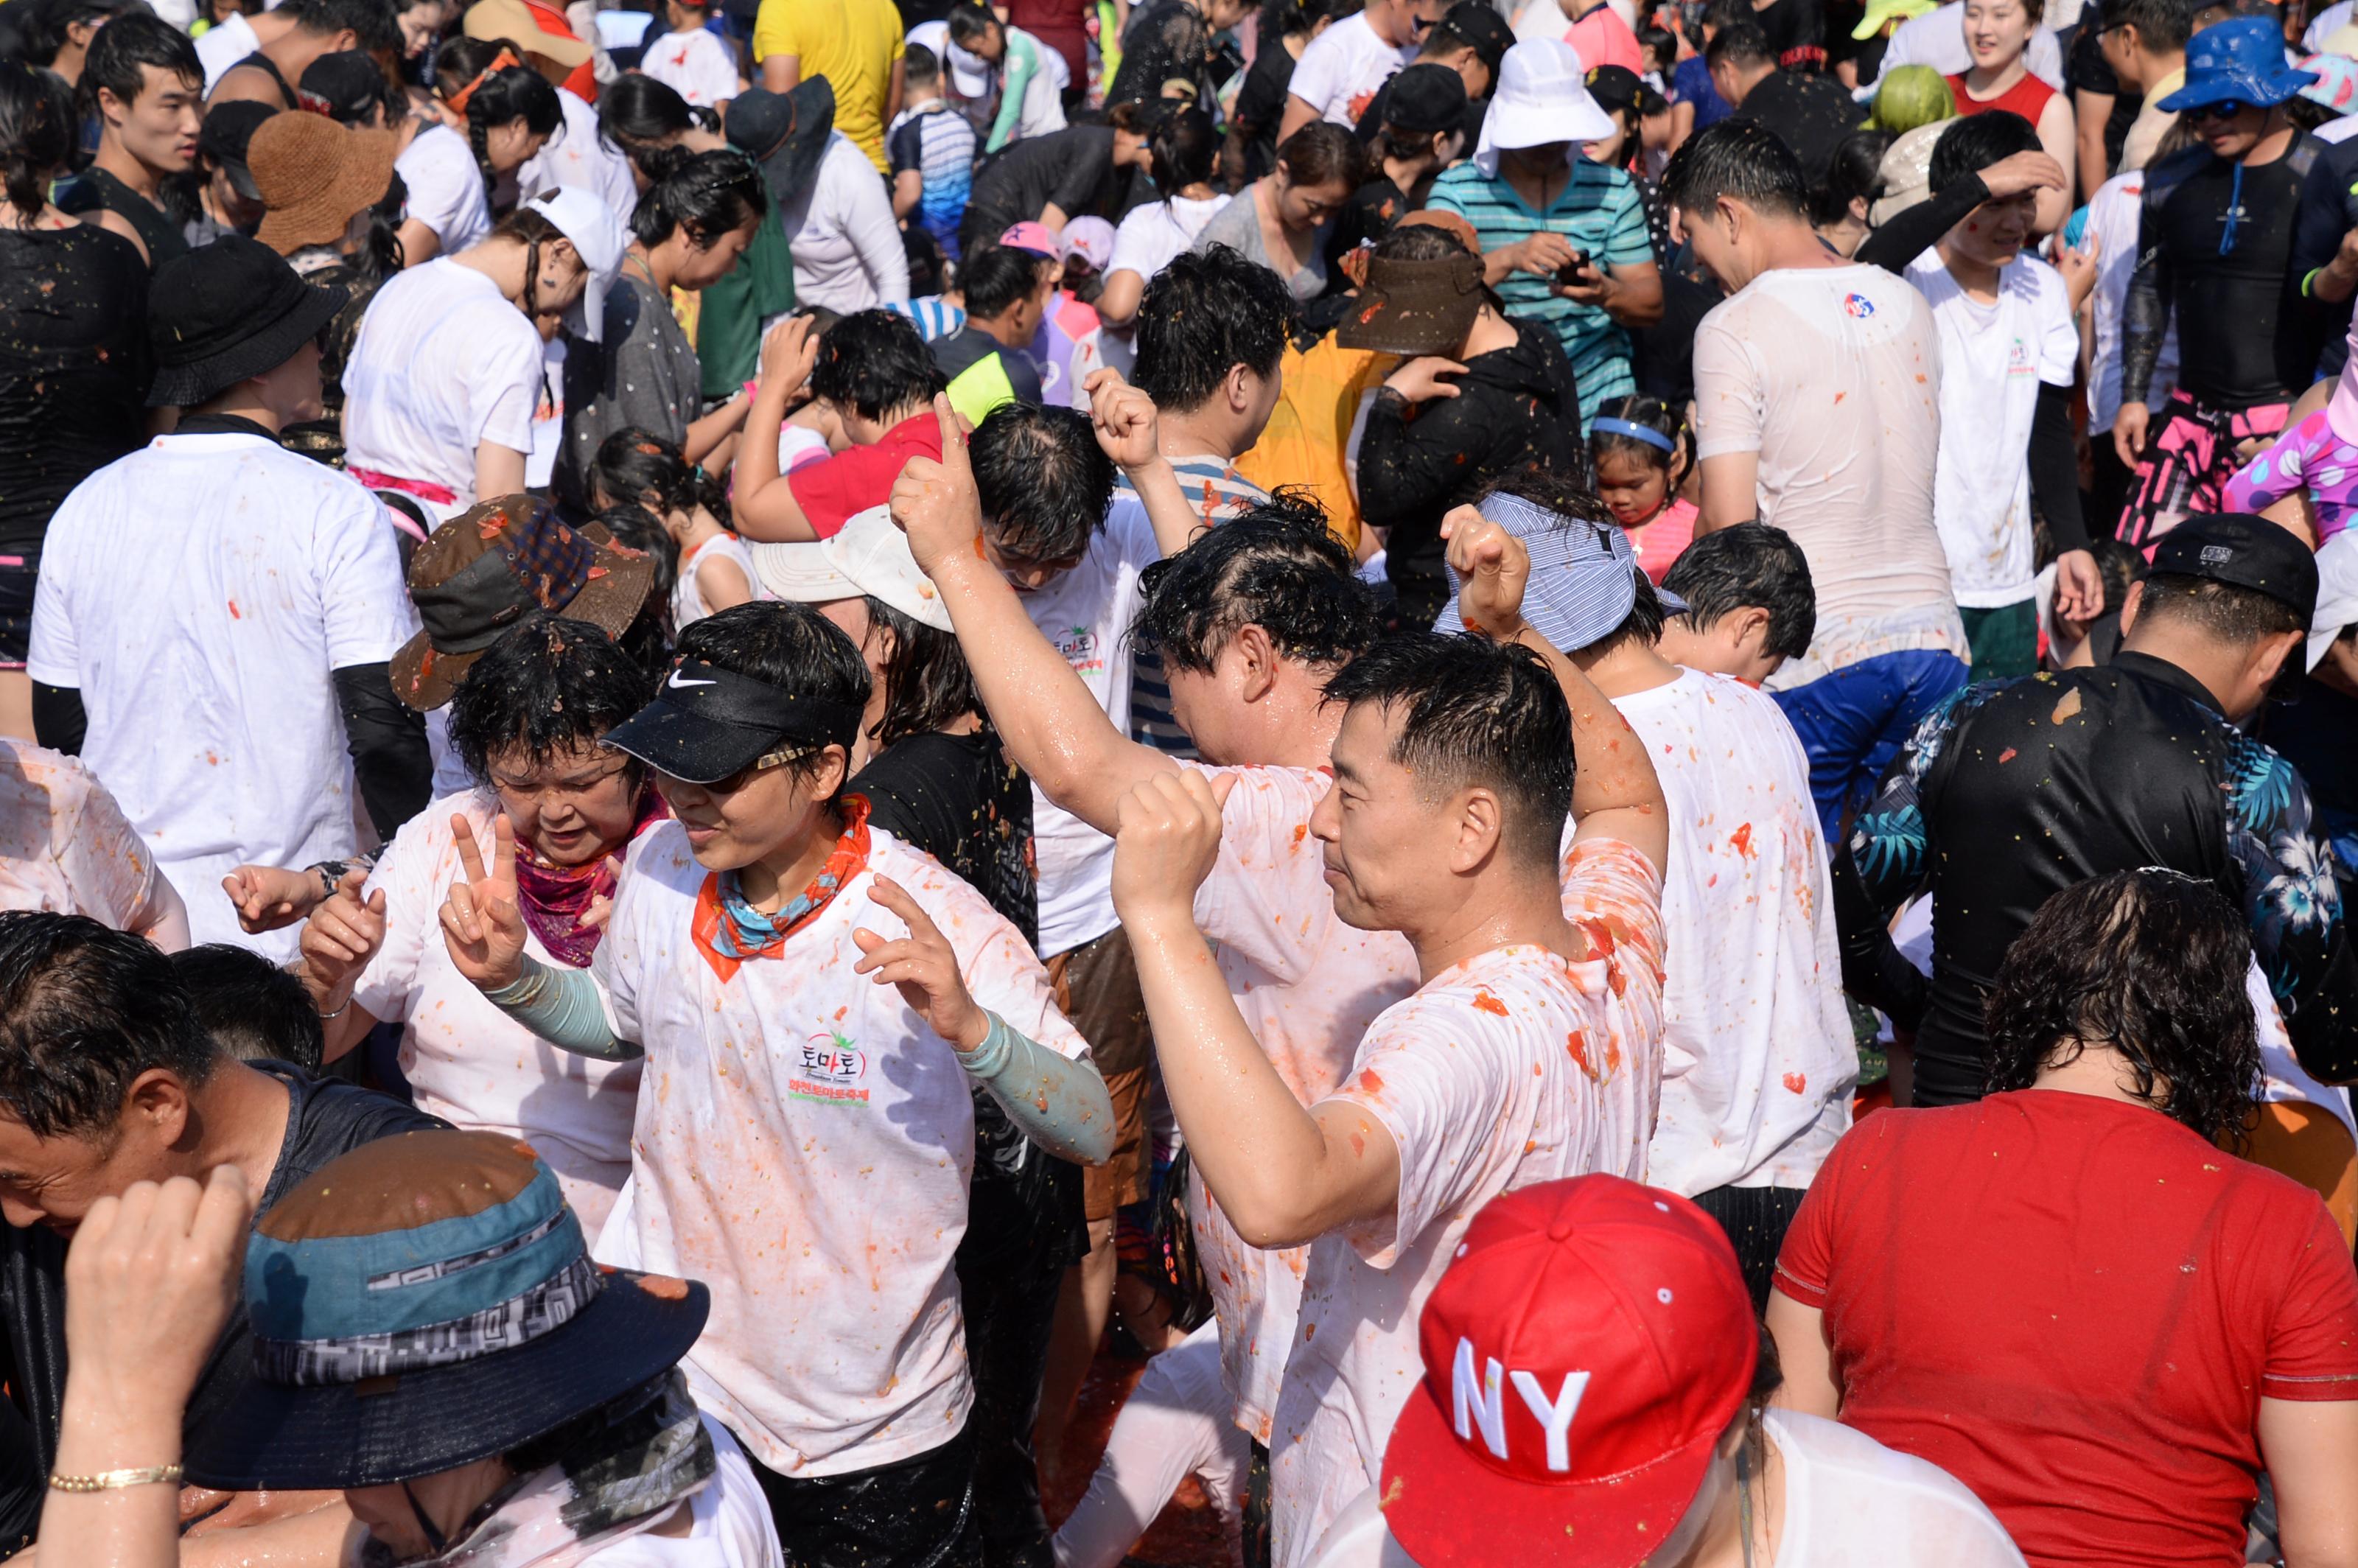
1429,159,1651,426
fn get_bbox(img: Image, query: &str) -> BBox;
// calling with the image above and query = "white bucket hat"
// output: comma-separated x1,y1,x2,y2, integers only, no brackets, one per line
751,505,955,631
1474,38,1616,176
524,186,629,343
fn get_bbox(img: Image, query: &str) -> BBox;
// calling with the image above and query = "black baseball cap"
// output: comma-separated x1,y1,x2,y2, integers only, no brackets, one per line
1440,0,1514,80
197,99,276,201
1586,65,1662,116
1384,63,1469,134
2149,514,2319,623
602,661,864,785
298,49,390,125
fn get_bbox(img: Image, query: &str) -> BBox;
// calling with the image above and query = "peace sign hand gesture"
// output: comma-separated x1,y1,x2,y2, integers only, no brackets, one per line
440,813,528,991
852,875,990,1051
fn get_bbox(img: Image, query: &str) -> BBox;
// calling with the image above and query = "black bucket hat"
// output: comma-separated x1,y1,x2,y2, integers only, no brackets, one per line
146,234,346,408
725,78,836,209
183,1131,710,1492
602,659,864,785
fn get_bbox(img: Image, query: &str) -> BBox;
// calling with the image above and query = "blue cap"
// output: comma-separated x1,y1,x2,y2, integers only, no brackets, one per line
2158,16,2318,112
1432,493,1688,651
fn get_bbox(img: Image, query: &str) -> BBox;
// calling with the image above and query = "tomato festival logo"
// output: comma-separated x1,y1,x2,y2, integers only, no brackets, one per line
791,1030,870,1106
1842,293,1877,320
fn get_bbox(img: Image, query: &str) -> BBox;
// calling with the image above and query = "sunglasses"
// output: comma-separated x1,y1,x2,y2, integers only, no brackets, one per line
2183,100,2255,122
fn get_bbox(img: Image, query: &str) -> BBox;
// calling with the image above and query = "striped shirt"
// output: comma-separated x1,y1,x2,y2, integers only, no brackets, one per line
1124,455,1268,755
1429,159,1652,426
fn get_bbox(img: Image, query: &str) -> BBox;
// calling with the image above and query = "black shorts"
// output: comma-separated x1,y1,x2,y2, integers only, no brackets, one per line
734,1422,980,1568
0,555,35,669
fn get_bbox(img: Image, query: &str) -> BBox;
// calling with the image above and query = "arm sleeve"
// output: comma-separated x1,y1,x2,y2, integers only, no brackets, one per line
987,38,1036,153
333,663,433,841
482,956,643,1060
1356,390,1476,521
2122,187,2167,407
30,685,85,757
959,1011,1115,1163
1855,171,1990,275
2225,738,2358,1083
2029,382,2089,553
1832,843,1931,1029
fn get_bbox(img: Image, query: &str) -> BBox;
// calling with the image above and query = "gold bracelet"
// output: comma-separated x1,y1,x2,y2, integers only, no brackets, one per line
48,1464,183,1492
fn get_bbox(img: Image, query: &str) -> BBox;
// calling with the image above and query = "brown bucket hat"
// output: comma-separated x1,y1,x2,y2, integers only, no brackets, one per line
1336,246,1488,356
391,494,656,711
248,112,399,256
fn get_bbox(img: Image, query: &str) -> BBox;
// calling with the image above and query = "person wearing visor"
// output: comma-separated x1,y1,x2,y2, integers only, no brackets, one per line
438,599,1113,1563
1299,1175,2025,1568
177,1130,783,1565
343,186,627,523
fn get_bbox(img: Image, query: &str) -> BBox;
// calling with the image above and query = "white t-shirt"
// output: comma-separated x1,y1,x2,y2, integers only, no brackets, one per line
672,532,769,629
194,11,259,93
1108,195,1233,282
594,821,1091,1476
1297,1410,2026,1568
344,257,546,519
1603,671,1853,1195
0,739,175,934
641,26,742,108
1183,763,1421,1442
517,87,641,228
1905,251,2077,609
27,435,417,960
584,1418,786,1567
782,132,912,314
2087,170,2180,431
396,122,494,257
349,790,643,1236
1267,839,1668,1568
1287,13,1416,127
1020,500,1162,956
1692,262,1965,680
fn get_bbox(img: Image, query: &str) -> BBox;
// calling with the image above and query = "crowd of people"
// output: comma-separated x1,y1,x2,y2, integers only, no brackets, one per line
1,0,2357,1563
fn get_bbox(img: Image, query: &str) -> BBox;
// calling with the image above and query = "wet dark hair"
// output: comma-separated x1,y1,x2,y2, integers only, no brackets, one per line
630,146,766,248
861,598,984,749
945,1,1001,47
83,11,201,117
1703,18,1773,69
447,617,655,785
0,60,71,219
16,0,136,71
1660,522,1816,658
1984,869,2261,1144
281,0,400,55
1930,108,2040,194
2102,0,2194,50
349,166,409,284
486,205,567,316
0,913,217,1139
1131,489,1378,675
592,502,679,659
1276,119,1365,191
671,602,873,790
2137,573,2308,646
962,241,1053,320
1320,631,1575,869
1812,128,1890,227
1662,117,1809,220
590,427,729,526
1587,393,1696,489
171,944,323,1073
1133,244,1298,412
969,403,1116,563
1371,217,1506,310
599,71,699,180
1149,105,1220,195
903,41,942,88
809,308,946,424
438,36,561,200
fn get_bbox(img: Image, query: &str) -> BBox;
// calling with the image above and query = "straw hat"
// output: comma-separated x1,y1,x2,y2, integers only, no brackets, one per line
247,111,398,256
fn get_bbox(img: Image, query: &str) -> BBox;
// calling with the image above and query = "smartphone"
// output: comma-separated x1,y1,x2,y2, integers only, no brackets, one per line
1555,251,1593,287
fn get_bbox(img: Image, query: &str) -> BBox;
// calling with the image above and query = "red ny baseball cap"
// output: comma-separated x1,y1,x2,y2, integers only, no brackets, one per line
1377,1176,1757,1568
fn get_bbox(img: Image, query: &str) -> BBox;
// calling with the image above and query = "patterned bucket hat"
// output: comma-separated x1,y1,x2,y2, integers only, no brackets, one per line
183,1130,708,1491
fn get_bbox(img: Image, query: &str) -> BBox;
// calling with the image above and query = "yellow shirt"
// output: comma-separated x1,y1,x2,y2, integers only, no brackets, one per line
751,0,904,173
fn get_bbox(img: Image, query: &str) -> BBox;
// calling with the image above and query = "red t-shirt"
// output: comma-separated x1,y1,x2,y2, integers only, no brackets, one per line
1947,69,2057,125
786,414,945,539
1775,1091,2358,1568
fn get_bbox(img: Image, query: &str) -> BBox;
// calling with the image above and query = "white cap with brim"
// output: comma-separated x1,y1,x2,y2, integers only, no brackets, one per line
524,186,628,343
2308,530,2358,671
1475,38,1616,177
751,508,957,632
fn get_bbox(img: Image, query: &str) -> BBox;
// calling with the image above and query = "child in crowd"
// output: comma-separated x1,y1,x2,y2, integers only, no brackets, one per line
1589,392,1698,583
2225,326,2358,544
590,427,762,626
1655,520,1820,685
639,0,741,108
889,46,979,263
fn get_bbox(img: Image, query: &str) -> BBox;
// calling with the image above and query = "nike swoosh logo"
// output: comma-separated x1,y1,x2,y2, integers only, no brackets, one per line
668,673,717,689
